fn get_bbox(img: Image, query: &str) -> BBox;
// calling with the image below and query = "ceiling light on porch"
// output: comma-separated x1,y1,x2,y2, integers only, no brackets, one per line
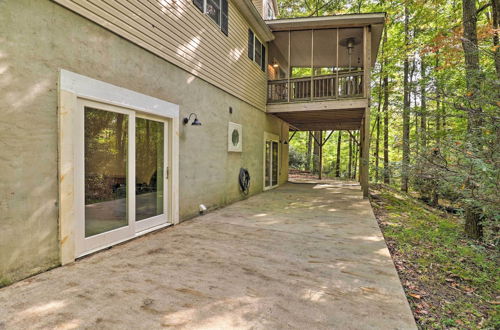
340,37,360,55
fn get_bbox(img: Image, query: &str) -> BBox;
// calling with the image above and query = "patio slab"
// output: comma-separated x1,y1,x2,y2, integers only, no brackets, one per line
0,182,416,329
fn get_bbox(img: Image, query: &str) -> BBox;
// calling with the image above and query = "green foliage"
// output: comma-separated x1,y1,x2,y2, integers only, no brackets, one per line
0,277,12,288
371,184,499,329
281,0,500,243
289,145,307,169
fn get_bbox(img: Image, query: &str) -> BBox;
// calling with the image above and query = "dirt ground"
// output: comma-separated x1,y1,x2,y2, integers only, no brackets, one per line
0,182,416,329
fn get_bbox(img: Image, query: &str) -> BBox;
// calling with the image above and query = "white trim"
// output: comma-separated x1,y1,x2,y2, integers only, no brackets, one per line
78,223,173,259
60,70,179,119
265,13,386,27
74,99,136,257
263,132,280,191
228,122,243,152
59,69,180,263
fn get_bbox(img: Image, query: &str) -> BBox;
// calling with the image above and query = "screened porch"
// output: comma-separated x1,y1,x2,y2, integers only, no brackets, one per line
267,27,366,104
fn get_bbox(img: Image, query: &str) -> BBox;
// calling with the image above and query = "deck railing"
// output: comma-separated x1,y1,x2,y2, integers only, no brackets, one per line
267,71,364,103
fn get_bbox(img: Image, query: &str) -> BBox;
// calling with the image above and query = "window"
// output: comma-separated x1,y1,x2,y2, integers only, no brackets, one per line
193,0,228,35
248,29,266,72
206,0,221,25
261,45,266,71
248,29,254,60
255,38,262,67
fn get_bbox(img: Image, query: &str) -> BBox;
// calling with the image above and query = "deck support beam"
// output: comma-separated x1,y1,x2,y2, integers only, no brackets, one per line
359,25,372,198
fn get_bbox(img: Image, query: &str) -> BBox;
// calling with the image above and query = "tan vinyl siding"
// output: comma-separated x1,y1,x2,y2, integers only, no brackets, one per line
53,0,268,110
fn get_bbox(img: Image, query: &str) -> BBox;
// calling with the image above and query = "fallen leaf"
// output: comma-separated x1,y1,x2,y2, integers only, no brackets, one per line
416,309,429,315
489,301,500,305
409,293,421,299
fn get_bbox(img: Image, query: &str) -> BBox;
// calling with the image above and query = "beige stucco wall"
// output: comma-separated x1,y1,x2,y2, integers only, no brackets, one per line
0,0,288,285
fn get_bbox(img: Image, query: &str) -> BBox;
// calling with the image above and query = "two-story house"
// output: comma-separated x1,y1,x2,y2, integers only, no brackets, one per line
0,0,384,285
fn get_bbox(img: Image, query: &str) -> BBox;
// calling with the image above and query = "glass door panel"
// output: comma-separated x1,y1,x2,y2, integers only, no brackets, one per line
272,141,279,186
77,99,171,258
265,141,271,188
135,118,164,221
84,107,128,238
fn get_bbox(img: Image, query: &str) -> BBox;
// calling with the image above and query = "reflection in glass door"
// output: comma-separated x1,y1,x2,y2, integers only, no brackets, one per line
272,141,278,186
265,141,271,187
264,137,279,189
84,107,129,237
135,118,166,231
77,100,169,257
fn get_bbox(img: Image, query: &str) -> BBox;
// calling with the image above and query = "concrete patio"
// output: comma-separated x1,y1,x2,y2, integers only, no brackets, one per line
0,181,416,329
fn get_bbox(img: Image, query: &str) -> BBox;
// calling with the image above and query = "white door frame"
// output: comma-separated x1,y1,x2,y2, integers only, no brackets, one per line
134,113,170,234
263,132,280,191
59,70,179,264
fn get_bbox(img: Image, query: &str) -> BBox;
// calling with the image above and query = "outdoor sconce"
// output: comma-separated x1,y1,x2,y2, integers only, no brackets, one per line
183,113,202,126
272,58,279,68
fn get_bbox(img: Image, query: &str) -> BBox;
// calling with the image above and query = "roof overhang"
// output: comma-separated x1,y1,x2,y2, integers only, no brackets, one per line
265,13,386,66
233,0,275,41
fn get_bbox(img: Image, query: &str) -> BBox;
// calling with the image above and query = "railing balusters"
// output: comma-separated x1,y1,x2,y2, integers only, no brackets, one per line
267,71,364,103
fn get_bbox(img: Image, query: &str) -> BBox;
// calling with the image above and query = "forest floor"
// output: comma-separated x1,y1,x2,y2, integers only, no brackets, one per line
370,184,499,329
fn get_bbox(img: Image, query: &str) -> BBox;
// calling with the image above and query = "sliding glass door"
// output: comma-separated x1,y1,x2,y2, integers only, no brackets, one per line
264,133,279,190
135,117,167,232
76,99,169,257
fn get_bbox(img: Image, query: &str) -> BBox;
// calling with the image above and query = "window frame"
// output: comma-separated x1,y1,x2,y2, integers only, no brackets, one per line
205,0,221,26
248,29,266,72
193,0,228,36
58,69,180,264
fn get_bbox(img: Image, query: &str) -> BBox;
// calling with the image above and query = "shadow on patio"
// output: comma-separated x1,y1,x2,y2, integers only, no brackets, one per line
0,181,416,329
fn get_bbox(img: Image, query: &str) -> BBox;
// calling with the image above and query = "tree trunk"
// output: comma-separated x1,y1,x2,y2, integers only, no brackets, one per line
375,115,380,182
465,206,483,239
420,58,427,148
319,131,323,180
411,56,418,156
335,131,342,177
462,0,483,132
348,132,353,179
305,132,312,171
353,132,359,180
462,0,484,239
382,29,390,184
312,131,320,173
435,55,442,143
401,5,411,193
431,187,439,207
493,0,500,79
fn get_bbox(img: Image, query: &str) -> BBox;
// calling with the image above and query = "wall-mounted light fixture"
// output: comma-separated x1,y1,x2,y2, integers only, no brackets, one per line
183,113,202,126
272,58,279,68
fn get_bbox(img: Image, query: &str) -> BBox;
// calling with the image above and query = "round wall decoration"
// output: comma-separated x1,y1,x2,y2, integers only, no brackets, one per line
232,129,239,146
228,122,242,152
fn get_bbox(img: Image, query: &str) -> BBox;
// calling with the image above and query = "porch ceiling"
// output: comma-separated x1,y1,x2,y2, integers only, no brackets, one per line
274,108,364,131
265,13,385,66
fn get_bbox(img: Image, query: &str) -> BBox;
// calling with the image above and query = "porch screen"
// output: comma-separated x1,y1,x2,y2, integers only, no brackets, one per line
290,30,312,100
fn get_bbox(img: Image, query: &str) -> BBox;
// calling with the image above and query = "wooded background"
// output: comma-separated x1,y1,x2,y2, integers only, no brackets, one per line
282,0,499,243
